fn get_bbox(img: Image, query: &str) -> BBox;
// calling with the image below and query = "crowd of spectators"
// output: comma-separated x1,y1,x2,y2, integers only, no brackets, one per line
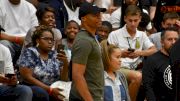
0,0,180,101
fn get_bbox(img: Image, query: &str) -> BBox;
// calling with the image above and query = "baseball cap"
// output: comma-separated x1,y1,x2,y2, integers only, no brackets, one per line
79,2,106,19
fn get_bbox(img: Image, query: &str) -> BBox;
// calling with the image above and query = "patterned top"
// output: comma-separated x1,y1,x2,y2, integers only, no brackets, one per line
17,47,63,85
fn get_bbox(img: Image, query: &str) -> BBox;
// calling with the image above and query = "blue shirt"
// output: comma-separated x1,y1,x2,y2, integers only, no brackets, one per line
17,47,63,85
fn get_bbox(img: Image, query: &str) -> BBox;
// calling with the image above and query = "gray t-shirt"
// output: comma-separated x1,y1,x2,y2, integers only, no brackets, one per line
149,32,161,50
70,30,104,101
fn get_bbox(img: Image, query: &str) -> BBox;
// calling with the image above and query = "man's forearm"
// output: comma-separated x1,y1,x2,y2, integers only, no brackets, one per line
141,46,157,56
73,75,93,101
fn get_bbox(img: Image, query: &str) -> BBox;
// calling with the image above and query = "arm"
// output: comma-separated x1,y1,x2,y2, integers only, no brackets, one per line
19,67,63,100
128,46,157,59
142,57,157,101
20,67,50,91
136,46,157,57
149,6,156,21
0,32,24,45
72,63,93,101
56,50,69,81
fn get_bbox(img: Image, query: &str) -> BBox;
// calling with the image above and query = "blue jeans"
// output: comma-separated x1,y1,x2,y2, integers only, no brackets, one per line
0,40,21,65
30,86,49,101
0,85,33,101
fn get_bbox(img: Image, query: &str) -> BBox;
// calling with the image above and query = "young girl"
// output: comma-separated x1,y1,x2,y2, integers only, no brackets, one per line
62,20,80,62
100,40,131,101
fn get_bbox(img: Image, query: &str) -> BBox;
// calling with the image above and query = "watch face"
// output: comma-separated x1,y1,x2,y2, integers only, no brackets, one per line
0,61,4,74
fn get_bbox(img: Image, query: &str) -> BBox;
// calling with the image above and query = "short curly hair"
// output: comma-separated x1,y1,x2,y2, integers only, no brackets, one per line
32,25,54,46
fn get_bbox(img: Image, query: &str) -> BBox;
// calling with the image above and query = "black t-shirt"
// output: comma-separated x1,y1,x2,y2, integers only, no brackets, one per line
142,51,173,101
153,0,180,31
170,39,180,101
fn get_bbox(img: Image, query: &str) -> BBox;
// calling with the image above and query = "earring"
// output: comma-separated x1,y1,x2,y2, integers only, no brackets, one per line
36,43,39,47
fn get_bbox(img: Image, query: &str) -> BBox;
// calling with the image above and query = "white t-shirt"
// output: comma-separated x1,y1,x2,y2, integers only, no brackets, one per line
0,0,38,37
63,1,81,25
0,44,14,75
108,25,154,68
110,7,122,29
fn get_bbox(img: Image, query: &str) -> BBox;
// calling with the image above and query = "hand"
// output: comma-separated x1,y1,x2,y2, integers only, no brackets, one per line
175,20,180,27
121,49,132,58
51,88,65,101
128,50,142,59
56,51,68,63
0,75,9,83
7,75,18,86
108,6,118,14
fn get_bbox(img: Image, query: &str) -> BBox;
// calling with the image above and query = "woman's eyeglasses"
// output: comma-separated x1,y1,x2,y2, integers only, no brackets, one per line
40,37,55,42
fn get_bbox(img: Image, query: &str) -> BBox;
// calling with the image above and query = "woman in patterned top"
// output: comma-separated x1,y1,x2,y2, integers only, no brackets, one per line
100,40,131,101
17,25,68,101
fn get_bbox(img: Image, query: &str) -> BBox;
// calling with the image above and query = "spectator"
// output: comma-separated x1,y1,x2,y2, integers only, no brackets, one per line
100,40,131,101
149,12,180,50
17,25,69,101
0,0,38,64
0,43,33,101
28,0,85,38
153,0,180,32
143,27,179,101
96,21,113,42
69,2,106,101
62,20,80,63
108,5,157,101
22,5,62,53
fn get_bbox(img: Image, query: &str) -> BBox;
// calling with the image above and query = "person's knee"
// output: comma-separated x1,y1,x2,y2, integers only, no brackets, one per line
135,71,142,82
129,71,142,84
31,86,49,101
17,85,33,96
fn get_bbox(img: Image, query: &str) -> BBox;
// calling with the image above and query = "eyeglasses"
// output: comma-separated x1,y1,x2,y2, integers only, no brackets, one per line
40,37,55,42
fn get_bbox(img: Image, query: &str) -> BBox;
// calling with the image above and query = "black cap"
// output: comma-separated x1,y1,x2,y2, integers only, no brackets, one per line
79,2,106,19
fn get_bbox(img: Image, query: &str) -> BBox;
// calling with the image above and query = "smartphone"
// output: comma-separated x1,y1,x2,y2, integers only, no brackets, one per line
57,44,65,53
128,48,135,52
5,73,15,79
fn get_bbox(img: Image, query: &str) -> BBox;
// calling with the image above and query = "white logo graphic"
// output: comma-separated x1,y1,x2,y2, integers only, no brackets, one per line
164,65,172,89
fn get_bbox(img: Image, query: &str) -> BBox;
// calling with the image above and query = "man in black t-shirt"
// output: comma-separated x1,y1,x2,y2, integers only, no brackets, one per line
142,27,179,101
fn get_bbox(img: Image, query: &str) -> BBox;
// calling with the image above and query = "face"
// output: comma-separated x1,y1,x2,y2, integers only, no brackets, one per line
41,11,56,28
124,14,141,32
8,0,21,5
96,25,110,41
109,48,121,71
162,18,178,29
65,22,79,40
83,13,102,29
37,31,54,52
125,0,138,5
161,31,179,53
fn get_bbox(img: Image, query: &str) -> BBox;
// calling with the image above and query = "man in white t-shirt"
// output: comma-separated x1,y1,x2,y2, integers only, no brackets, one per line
0,43,33,101
0,0,38,64
108,5,157,101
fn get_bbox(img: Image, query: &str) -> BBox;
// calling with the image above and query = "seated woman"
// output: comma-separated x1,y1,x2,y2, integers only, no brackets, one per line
100,40,131,101
17,25,68,101
22,5,62,53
